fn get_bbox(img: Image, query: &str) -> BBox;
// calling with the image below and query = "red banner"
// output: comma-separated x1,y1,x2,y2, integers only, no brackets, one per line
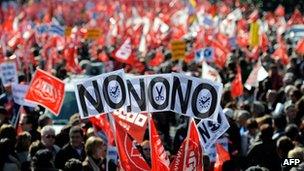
24,69,65,115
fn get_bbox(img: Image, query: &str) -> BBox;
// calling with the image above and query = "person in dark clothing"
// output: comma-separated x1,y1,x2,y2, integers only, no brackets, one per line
20,114,41,142
246,124,281,171
31,149,57,171
55,126,86,170
64,158,83,171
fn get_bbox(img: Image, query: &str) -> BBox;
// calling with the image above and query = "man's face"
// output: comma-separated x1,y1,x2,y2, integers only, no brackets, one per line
41,131,56,148
20,116,31,131
70,132,83,148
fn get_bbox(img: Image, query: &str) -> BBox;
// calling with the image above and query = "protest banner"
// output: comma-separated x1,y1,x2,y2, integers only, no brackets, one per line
75,70,223,120
171,40,186,61
86,28,102,40
0,62,18,86
75,69,130,118
24,69,65,115
12,84,37,107
197,107,230,151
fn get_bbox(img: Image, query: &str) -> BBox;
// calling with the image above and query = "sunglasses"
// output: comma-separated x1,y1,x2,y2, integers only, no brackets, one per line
45,135,56,139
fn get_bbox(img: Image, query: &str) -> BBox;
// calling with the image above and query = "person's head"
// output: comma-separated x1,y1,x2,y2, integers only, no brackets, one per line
269,64,279,76
20,114,38,132
236,110,251,127
38,114,53,129
273,114,287,131
245,165,269,171
69,126,84,148
31,149,55,171
288,147,304,162
141,140,151,161
64,158,83,171
246,118,258,135
285,124,299,141
259,124,273,142
16,131,32,153
0,124,17,145
289,89,302,103
277,136,294,158
266,89,277,104
284,103,297,122
0,107,8,126
85,136,107,159
41,125,56,148
29,140,45,159
69,113,81,126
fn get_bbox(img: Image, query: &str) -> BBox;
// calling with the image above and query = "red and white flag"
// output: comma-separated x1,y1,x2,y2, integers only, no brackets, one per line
201,61,222,83
214,143,230,171
24,69,65,115
89,114,115,145
245,61,268,90
149,118,170,171
170,118,204,171
115,120,150,171
112,37,133,64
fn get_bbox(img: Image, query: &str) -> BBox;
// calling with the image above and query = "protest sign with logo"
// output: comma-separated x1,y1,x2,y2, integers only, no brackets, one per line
0,62,18,86
64,27,72,37
75,69,130,118
249,21,260,47
75,70,223,120
197,107,230,151
24,69,65,115
171,40,186,61
195,47,214,63
12,84,36,107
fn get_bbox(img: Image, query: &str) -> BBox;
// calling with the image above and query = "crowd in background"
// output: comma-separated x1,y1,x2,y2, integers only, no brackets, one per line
0,0,304,171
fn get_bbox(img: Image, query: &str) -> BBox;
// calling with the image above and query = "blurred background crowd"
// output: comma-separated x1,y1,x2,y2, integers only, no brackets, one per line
0,0,304,171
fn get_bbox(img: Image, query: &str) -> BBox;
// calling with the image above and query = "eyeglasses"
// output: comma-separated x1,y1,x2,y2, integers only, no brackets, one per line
45,135,56,139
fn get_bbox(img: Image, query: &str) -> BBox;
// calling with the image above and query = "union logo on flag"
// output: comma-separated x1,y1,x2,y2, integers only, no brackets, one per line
24,69,65,115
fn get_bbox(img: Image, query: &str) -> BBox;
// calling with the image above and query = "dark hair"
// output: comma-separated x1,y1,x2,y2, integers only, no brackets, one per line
285,124,299,141
64,158,83,171
260,124,273,141
38,114,52,129
29,140,46,159
31,149,56,171
0,138,11,170
16,131,32,153
24,115,39,130
0,124,17,144
277,136,294,158
69,126,84,138
246,118,258,129
273,114,287,130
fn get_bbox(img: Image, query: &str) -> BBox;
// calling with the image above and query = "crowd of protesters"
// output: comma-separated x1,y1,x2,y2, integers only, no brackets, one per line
0,0,304,171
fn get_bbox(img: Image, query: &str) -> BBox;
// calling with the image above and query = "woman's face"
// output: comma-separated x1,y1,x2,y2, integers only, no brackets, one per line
94,143,107,159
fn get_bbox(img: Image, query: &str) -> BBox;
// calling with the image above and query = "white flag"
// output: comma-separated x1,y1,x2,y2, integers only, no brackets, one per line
245,62,268,90
201,61,222,83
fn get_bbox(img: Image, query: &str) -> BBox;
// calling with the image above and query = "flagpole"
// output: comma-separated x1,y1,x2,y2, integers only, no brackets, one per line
182,117,192,170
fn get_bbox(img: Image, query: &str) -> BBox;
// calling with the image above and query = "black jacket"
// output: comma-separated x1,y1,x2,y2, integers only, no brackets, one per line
55,143,86,169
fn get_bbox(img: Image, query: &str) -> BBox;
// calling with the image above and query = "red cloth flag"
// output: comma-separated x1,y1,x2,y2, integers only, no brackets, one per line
113,111,148,143
214,143,230,171
112,37,133,64
149,118,170,171
170,119,203,171
272,45,289,65
115,121,150,171
89,114,115,145
211,40,229,68
260,33,268,53
24,69,65,115
149,50,165,67
296,39,304,55
231,66,243,98
248,10,259,23
287,9,303,26
275,5,285,17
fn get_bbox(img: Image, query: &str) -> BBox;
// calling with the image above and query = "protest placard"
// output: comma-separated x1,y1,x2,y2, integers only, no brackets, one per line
0,62,18,86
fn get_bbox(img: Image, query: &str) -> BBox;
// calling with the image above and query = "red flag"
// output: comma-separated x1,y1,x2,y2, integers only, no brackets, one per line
248,10,259,23
170,119,204,171
89,114,115,145
214,143,230,171
272,45,289,65
112,37,133,64
211,40,229,68
24,69,65,115
287,9,303,26
260,33,268,53
231,66,243,98
149,118,170,171
115,121,150,171
275,5,285,17
296,39,304,55
149,50,165,67
113,111,148,143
